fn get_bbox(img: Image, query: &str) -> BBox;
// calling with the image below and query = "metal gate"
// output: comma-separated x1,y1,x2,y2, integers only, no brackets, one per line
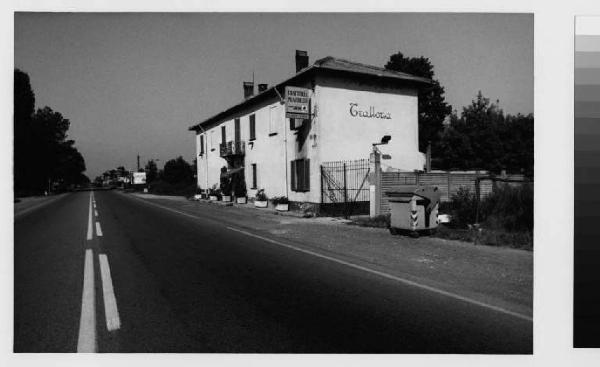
320,159,370,217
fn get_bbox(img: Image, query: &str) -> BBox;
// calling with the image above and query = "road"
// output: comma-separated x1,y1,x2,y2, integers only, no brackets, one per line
14,190,532,353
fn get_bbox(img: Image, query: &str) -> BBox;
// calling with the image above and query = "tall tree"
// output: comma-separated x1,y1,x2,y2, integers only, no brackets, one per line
384,52,452,152
437,91,533,176
162,156,194,185
14,69,36,192
145,160,158,183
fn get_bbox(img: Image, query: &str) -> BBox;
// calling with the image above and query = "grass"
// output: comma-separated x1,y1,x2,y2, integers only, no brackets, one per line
347,212,532,250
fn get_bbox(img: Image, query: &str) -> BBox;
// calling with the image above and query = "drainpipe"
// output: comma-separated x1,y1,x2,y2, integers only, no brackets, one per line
198,125,209,194
284,103,289,198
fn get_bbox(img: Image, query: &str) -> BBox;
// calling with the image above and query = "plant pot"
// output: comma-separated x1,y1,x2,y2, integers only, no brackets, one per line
193,194,203,200
209,195,218,201
275,203,289,211
222,195,232,202
254,200,268,208
236,196,247,204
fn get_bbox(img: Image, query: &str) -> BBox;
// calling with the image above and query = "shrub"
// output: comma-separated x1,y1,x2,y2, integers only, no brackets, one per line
148,180,197,197
219,167,232,196
448,187,479,228
480,183,533,232
447,183,533,233
232,170,247,197
208,184,221,199
255,189,267,201
271,196,289,205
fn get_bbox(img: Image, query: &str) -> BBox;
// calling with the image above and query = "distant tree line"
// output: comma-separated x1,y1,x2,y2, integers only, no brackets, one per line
384,52,533,177
14,69,88,195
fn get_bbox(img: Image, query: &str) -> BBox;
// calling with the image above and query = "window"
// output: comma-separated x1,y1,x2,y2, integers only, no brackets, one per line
251,164,257,189
210,131,215,151
269,106,278,135
221,125,226,145
199,135,204,156
249,114,256,141
291,159,310,192
234,118,241,142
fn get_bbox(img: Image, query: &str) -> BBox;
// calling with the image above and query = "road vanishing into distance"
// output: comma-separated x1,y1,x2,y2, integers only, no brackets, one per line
14,190,532,353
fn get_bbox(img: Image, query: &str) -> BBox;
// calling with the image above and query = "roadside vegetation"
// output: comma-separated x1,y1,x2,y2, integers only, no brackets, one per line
14,69,89,196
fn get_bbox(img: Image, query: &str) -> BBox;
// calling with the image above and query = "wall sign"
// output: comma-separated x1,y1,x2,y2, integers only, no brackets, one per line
349,103,392,119
285,86,311,120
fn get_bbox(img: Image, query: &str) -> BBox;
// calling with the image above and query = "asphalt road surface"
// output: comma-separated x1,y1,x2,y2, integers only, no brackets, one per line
14,191,532,353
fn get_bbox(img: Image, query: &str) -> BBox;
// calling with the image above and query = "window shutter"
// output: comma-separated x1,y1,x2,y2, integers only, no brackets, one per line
304,159,310,191
250,115,256,140
221,126,226,145
291,160,297,191
200,135,204,155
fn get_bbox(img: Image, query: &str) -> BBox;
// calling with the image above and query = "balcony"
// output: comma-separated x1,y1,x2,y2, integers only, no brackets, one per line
219,140,245,158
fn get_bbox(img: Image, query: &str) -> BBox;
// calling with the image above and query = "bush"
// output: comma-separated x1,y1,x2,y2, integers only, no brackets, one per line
219,167,232,196
148,180,197,197
208,184,221,199
232,170,247,197
447,183,533,233
271,196,289,205
448,187,479,228
481,183,533,232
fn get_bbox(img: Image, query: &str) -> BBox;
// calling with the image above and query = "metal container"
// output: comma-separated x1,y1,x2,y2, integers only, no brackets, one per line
386,185,442,237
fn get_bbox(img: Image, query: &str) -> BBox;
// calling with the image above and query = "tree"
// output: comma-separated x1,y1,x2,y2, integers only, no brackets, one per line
162,156,194,185
145,160,158,183
436,91,533,176
14,69,36,192
14,69,89,194
384,52,452,152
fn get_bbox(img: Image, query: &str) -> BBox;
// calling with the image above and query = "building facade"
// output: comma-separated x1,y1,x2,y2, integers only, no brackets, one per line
189,54,431,206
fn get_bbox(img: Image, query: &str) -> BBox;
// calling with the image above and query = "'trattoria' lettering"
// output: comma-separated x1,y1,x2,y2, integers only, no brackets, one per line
349,103,391,119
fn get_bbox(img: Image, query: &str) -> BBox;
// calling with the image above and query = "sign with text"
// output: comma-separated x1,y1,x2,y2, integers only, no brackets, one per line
133,172,147,185
285,86,311,120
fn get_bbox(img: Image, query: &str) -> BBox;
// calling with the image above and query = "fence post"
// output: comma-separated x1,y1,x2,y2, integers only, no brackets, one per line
320,165,324,206
343,163,348,204
369,151,381,218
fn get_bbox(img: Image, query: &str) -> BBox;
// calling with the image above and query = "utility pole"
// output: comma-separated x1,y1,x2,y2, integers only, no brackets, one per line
137,154,140,171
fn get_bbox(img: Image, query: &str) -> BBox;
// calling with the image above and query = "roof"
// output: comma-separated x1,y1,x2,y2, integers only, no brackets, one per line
189,56,432,131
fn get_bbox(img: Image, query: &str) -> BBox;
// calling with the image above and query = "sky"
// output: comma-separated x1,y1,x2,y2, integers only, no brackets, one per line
14,12,533,179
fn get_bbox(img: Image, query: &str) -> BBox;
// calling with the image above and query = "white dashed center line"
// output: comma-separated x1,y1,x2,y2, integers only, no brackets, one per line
77,248,96,352
99,254,121,332
95,222,103,237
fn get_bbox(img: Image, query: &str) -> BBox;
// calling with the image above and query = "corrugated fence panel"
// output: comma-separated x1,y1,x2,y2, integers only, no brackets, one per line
379,171,527,215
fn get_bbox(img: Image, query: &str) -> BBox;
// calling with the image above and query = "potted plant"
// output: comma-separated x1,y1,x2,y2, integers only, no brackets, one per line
220,167,232,202
272,196,290,211
254,189,268,208
209,184,221,201
232,170,247,204
193,187,203,201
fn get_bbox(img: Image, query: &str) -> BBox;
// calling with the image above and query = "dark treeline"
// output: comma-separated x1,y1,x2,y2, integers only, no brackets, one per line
384,52,533,177
14,69,88,195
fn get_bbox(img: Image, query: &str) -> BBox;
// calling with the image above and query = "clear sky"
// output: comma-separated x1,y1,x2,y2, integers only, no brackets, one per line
14,12,533,179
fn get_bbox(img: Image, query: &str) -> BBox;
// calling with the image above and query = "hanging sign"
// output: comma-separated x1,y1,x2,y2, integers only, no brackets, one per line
285,86,311,120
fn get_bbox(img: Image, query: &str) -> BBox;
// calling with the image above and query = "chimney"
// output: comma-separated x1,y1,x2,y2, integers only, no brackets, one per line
258,83,268,93
243,82,254,99
295,50,309,72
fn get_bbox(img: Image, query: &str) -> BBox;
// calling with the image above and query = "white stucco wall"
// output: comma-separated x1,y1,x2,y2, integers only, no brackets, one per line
315,77,424,171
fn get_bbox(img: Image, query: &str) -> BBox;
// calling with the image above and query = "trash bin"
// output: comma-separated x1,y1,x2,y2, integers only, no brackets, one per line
385,185,442,237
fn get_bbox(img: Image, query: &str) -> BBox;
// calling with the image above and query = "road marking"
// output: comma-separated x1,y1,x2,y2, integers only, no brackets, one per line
86,193,93,240
99,254,121,332
77,249,97,352
95,210,99,217
96,222,103,237
226,226,534,323
125,193,533,322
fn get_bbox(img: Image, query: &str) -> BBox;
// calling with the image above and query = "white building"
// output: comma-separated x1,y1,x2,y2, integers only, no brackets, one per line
189,52,431,209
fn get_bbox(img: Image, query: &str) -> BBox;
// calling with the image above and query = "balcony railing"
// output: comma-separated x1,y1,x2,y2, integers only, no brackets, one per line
219,140,245,157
